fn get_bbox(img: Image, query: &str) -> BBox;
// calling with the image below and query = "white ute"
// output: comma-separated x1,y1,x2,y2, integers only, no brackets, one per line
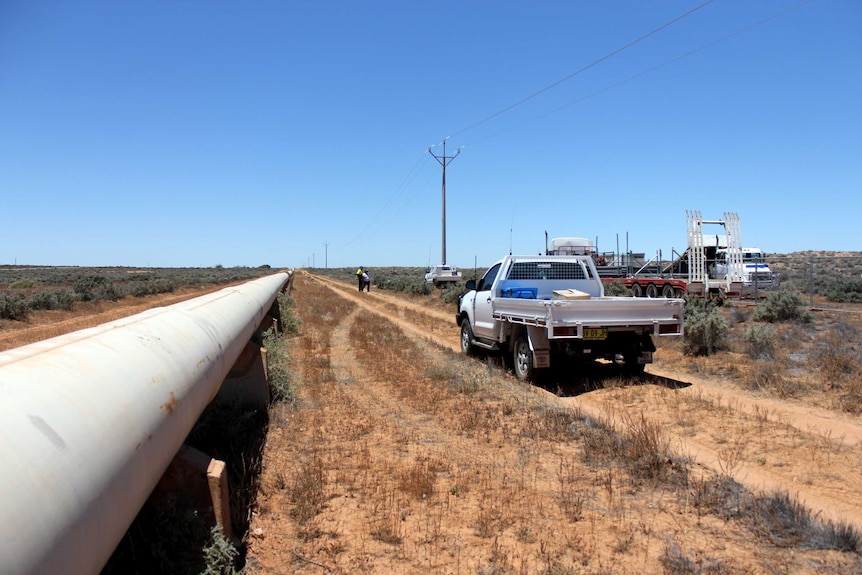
456,254,685,381
425,264,462,286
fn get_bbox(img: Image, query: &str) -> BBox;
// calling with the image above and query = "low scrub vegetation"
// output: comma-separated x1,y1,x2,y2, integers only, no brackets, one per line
753,290,813,323
683,298,729,356
767,252,862,303
0,265,275,322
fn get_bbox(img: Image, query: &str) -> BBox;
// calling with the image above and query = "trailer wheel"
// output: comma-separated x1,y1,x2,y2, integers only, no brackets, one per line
460,320,476,357
513,336,536,382
631,283,643,298
646,283,659,298
675,288,686,298
661,284,675,298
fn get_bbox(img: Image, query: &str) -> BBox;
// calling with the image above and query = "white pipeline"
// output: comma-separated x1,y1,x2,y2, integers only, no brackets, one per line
0,272,289,575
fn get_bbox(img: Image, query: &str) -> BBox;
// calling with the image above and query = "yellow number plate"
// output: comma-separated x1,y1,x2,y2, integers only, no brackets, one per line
583,328,608,340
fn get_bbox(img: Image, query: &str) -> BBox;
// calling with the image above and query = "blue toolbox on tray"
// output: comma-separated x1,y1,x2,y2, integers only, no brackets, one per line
500,286,538,299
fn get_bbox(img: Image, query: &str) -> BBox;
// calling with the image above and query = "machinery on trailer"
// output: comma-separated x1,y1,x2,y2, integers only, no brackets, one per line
588,211,778,298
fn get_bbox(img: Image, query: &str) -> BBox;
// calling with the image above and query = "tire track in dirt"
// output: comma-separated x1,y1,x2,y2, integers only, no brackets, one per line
305,273,458,351
327,306,451,441
647,368,862,448
310,272,862,531
567,390,862,529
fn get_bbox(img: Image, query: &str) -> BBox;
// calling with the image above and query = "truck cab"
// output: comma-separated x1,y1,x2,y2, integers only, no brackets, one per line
714,248,779,296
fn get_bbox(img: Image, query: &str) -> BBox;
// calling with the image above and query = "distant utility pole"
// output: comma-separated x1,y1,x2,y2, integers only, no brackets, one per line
428,139,461,265
323,242,329,269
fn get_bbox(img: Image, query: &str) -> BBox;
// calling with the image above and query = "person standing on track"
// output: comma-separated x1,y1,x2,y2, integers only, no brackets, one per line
362,270,371,292
356,266,364,292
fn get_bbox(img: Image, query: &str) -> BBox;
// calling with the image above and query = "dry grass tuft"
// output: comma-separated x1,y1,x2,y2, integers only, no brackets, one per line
288,452,327,526
398,458,437,499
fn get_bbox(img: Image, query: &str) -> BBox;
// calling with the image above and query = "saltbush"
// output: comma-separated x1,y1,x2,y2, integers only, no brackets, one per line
744,323,777,360
9,278,40,289
74,275,120,302
28,288,78,311
602,280,631,296
753,291,812,323
129,277,177,297
823,278,862,303
0,293,29,320
683,298,728,356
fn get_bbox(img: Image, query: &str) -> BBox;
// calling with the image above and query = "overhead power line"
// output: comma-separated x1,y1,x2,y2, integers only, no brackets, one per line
448,0,716,140
462,0,815,148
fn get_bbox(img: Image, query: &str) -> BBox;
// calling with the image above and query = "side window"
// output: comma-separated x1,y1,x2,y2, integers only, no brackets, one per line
477,263,502,292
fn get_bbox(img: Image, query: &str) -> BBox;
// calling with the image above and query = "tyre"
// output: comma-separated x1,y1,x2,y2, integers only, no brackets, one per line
661,283,675,298
674,288,686,298
460,320,476,356
646,283,658,298
631,283,643,298
513,335,535,382
623,354,646,375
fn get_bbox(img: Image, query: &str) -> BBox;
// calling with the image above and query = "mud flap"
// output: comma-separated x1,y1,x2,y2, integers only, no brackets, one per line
526,325,551,369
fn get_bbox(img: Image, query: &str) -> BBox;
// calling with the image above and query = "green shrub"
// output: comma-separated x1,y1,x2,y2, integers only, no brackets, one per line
277,292,301,336
200,526,240,575
129,277,178,297
9,278,40,289
441,283,465,304
263,328,295,404
823,277,862,303
602,280,631,296
753,291,812,323
0,293,30,320
74,275,120,302
743,323,777,360
683,298,728,356
28,288,78,311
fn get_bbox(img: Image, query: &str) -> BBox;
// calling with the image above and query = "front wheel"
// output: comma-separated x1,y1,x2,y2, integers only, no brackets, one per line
513,336,535,382
460,320,476,356
631,283,644,298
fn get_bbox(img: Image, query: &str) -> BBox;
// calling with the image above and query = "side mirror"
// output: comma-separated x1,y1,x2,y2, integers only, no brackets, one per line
465,279,476,291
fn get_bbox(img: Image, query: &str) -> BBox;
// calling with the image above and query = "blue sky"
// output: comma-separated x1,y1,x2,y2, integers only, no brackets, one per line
1,1,860,269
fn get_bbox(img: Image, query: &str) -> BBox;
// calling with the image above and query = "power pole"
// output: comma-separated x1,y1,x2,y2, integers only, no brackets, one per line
323,242,329,269
428,139,461,265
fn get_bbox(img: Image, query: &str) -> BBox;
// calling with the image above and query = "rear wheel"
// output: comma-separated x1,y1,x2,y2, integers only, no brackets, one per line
661,283,675,298
623,354,646,375
460,320,476,356
513,336,535,382
646,283,659,298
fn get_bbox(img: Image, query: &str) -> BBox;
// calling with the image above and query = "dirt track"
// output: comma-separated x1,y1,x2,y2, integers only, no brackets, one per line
306,272,862,531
